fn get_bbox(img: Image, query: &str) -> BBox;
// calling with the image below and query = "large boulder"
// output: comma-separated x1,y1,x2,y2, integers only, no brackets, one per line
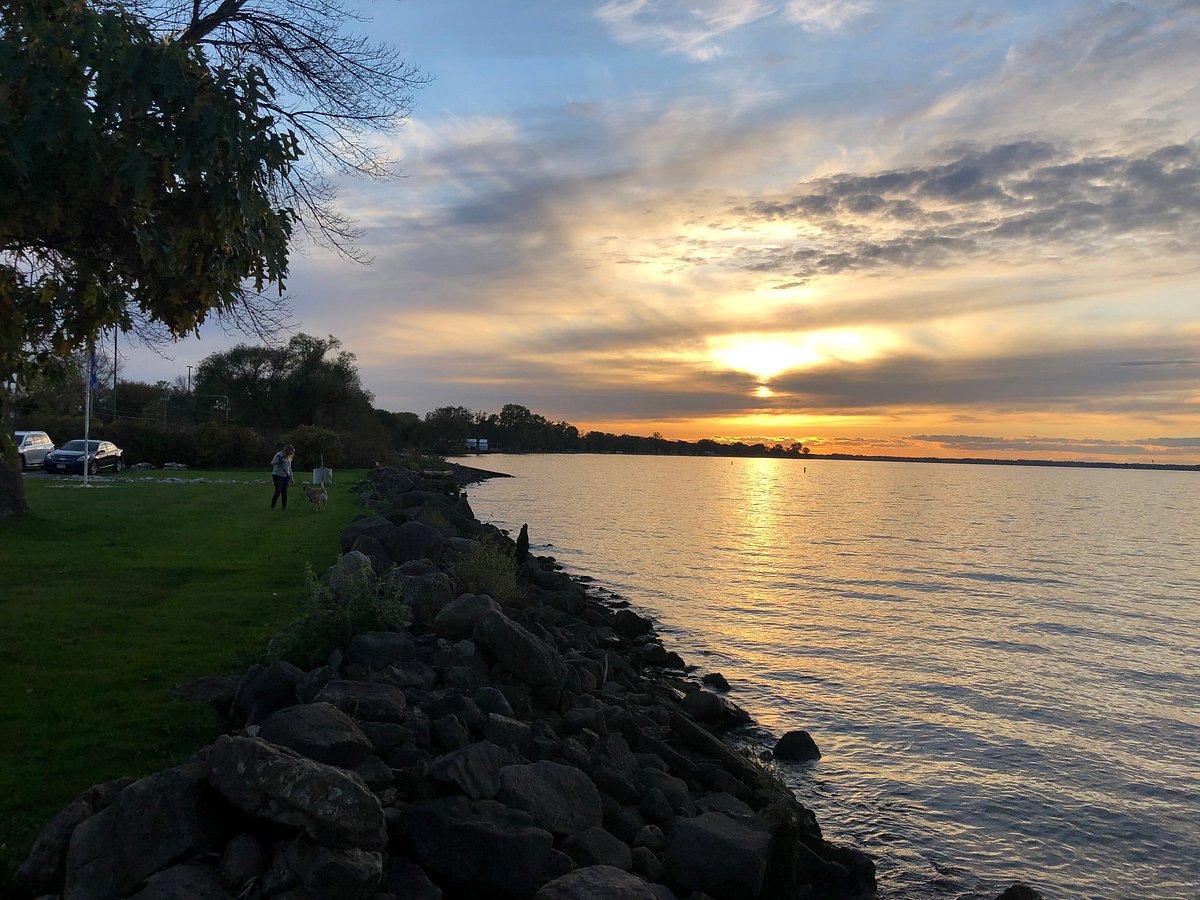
425,740,518,799
285,837,383,900
63,767,225,900
391,569,456,626
257,702,375,768
314,680,408,723
327,551,376,595
340,515,397,553
384,520,446,566
14,776,133,896
205,735,386,849
232,661,304,726
773,730,821,761
126,864,231,899
498,760,604,837
534,865,660,900
398,796,554,897
666,812,771,900
560,827,634,870
434,593,501,640
473,610,567,702
343,631,415,672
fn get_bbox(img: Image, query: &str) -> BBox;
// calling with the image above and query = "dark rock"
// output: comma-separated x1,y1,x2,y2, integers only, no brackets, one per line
258,702,375,768
601,799,646,843
668,712,762,788
561,826,634,870
634,768,694,815
64,767,225,899
426,740,517,799
327,550,377,595
232,661,304,726
295,665,337,704
353,754,394,791
394,569,456,626
773,730,822,762
355,719,409,756
285,837,383,899
315,680,407,723
638,788,674,825
474,686,515,718
380,856,443,900
218,833,267,889
541,848,579,883
633,824,666,852
700,672,731,692
593,733,639,773
377,660,438,691
398,796,554,897
666,812,771,900
126,864,231,899
343,631,416,672
498,760,605,837
349,533,389,572
474,610,567,702
694,792,754,819
681,690,724,725
484,713,534,753
384,520,446,566
205,735,386,849
14,776,133,896
422,692,487,735
565,706,606,736
434,593,501,640
996,884,1047,900
613,609,653,639
631,846,668,884
534,865,660,900
543,590,586,615
341,515,397,552
590,766,641,805
433,714,470,751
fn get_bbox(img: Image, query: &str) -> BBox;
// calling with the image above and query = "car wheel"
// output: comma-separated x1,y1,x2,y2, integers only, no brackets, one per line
115,458,123,473
18,454,26,471
88,460,98,476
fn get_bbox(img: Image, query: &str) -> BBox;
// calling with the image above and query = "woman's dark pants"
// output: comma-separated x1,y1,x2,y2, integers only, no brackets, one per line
271,475,289,509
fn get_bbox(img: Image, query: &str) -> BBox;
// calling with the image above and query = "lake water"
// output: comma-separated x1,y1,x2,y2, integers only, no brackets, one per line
467,454,1200,900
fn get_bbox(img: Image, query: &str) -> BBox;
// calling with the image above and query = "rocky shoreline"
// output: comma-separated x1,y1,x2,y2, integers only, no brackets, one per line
15,466,1042,900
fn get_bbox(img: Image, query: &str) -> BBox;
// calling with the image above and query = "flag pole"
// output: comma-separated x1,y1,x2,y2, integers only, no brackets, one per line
83,343,94,486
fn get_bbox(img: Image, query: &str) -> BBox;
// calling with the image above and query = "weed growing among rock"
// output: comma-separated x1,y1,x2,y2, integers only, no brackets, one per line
266,562,410,668
453,538,523,605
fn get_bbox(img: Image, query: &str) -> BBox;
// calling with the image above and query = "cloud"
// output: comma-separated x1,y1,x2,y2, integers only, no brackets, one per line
726,139,1200,283
594,0,871,59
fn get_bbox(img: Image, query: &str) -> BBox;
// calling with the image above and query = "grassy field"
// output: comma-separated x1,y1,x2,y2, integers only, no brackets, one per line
0,469,369,882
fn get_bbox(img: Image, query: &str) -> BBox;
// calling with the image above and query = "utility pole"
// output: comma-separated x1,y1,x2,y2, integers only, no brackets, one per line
187,365,192,393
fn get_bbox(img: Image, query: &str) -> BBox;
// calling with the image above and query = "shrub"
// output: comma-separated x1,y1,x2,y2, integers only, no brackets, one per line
265,562,409,669
453,538,523,605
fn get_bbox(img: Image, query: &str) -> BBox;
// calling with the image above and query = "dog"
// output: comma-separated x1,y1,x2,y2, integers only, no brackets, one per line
301,483,328,511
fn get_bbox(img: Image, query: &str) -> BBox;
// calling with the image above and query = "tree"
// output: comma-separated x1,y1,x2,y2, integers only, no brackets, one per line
127,0,428,254
0,0,298,516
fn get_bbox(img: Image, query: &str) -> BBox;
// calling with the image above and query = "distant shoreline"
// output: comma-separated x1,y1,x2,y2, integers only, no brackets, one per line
459,449,1199,473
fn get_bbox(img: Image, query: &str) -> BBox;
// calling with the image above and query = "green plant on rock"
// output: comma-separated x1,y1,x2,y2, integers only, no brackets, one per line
265,562,409,669
453,538,523,605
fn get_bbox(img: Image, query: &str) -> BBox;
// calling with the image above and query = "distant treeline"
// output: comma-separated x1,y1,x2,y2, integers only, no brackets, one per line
12,333,810,467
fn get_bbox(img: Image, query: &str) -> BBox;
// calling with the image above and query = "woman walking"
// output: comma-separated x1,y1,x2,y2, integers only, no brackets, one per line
270,444,295,510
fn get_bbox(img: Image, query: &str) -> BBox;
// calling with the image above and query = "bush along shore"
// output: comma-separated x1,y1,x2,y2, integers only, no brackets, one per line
15,467,1044,900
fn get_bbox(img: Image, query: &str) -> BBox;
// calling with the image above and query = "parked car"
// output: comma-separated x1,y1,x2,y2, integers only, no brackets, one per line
44,439,124,475
13,431,56,470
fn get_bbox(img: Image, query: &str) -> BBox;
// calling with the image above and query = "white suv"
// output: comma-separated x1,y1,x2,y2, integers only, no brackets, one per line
14,431,56,469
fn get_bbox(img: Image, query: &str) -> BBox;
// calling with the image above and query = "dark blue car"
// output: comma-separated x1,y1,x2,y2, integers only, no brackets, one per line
44,439,124,475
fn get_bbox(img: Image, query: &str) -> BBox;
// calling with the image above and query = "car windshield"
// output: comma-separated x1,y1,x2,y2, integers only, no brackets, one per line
62,440,100,451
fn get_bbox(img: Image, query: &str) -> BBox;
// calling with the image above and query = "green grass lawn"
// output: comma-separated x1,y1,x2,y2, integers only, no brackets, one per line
0,469,368,882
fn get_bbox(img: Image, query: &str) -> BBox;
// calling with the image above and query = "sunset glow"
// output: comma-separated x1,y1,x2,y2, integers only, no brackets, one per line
117,1,1200,463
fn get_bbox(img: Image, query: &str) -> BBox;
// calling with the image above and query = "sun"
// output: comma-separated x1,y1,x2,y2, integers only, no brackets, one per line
709,329,897,381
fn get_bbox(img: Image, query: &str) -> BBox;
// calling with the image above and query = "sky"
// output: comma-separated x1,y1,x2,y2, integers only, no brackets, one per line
122,0,1200,462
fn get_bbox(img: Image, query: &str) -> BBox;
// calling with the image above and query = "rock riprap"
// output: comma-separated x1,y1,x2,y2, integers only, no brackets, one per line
16,465,1029,899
